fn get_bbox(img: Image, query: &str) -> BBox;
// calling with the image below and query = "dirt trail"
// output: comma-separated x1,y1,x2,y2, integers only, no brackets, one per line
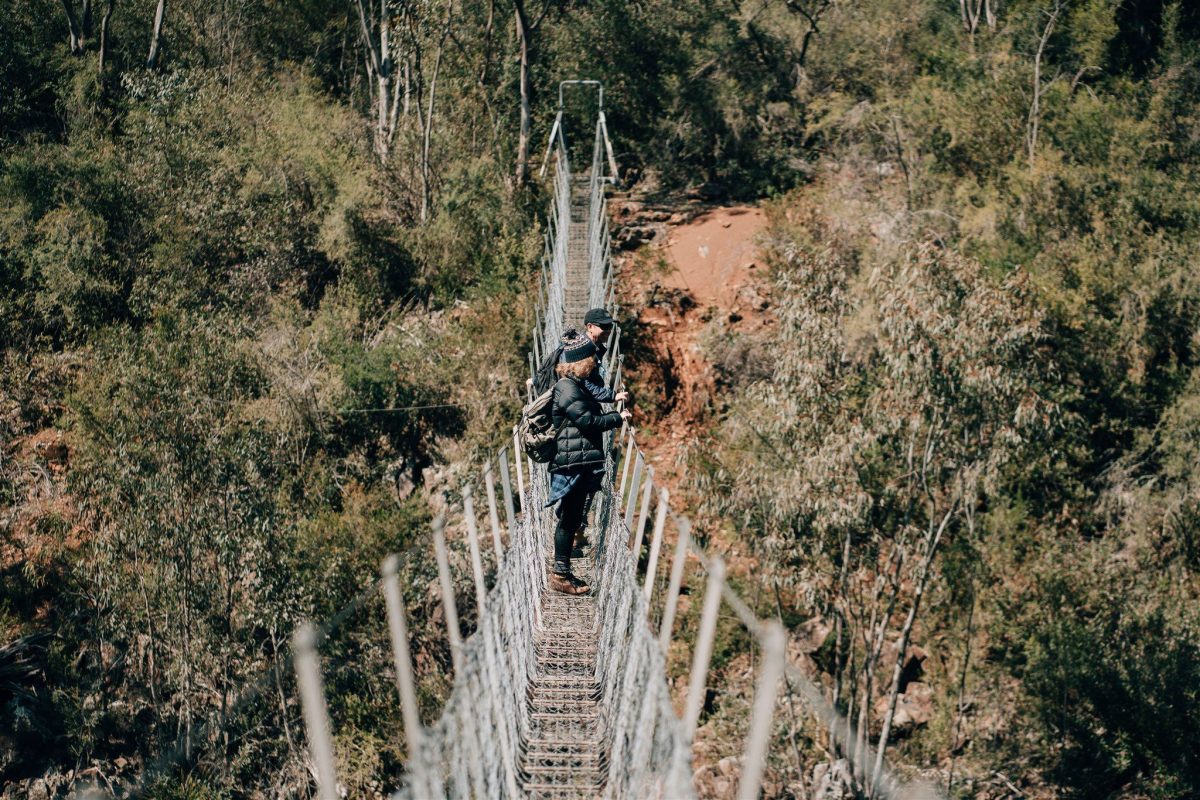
611,201,771,496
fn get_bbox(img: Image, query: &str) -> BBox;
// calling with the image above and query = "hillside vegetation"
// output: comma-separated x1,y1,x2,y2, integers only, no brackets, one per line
1,0,1198,798
687,1,1200,797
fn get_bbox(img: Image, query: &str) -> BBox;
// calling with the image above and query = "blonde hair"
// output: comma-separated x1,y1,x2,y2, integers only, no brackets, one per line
555,356,597,380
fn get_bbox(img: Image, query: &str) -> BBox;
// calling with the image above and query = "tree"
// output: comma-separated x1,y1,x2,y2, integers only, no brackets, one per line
71,315,286,768
147,0,167,68
698,237,1058,792
353,0,403,160
512,0,556,185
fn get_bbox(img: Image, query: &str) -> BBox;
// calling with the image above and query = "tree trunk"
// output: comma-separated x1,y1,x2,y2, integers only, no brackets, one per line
1027,2,1061,170
61,0,84,54
146,0,167,68
419,2,452,223
871,503,957,794
272,628,295,754
98,0,115,75
514,3,531,185
182,537,193,761
828,526,852,755
403,56,412,117
353,0,399,162
377,2,391,160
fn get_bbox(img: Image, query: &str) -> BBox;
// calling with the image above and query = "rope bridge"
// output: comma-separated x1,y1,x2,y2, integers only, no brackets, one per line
289,84,942,800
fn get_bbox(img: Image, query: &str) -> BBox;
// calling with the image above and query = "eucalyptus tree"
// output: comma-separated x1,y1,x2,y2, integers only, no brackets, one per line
70,315,291,770
698,236,1058,791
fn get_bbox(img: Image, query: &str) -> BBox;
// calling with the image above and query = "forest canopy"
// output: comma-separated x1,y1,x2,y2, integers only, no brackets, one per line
2,0,1199,797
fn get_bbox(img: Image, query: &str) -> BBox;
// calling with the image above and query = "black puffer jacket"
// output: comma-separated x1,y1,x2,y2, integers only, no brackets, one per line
550,377,623,473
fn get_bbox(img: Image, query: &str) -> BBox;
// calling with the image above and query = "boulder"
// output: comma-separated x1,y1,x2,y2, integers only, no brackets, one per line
736,284,770,312
811,759,854,800
793,616,831,654
614,225,656,251
873,681,935,735
883,640,928,689
693,757,740,799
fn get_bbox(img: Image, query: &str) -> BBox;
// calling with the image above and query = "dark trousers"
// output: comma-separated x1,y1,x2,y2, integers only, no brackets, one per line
553,476,599,575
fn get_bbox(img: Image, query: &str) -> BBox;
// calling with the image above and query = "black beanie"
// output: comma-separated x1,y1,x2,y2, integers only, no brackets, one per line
561,331,597,363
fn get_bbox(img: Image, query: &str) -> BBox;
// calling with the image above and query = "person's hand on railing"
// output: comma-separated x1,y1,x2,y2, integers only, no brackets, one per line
620,409,633,422
615,390,629,403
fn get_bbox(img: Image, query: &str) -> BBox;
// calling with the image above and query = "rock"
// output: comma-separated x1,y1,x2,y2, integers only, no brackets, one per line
811,759,853,800
793,616,831,654
736,284,770,312
614,225,656,251
693,760,738,800
388,459,416,501
873,681,935,735
883,640,928,689
614,201,643,219
392,472,415,501
33,435,69,466
787,649,820,679
29,779,49,800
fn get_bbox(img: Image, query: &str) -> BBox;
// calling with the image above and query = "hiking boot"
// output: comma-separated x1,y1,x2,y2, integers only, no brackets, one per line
549,571,589,595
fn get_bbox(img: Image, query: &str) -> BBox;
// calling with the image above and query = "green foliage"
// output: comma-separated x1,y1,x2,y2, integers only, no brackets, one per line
2,0,1199,795
691,0,1200,793
1000,569,1200,798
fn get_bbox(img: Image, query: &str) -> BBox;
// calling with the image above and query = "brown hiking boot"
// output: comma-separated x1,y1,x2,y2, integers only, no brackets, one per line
549,571,589,595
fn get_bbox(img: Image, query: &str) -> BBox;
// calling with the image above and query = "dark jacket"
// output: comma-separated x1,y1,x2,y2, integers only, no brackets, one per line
550,376,623,473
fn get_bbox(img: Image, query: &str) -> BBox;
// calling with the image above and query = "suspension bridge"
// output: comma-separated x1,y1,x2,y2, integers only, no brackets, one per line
289,84,940,800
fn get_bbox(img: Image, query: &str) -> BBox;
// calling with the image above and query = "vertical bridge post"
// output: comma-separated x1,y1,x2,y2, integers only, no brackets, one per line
631,468,654,552
659,516,691,651
293,622,339,800
684,556,725,740
498,447,517,538
463,484,487,618
624,450,644,530
483,461,504,560
433,515,464,675
738,621,786,800
643,488,670,603
381,555,423,760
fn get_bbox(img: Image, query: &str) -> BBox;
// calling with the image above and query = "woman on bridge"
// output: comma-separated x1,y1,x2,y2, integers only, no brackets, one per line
546,332,630,595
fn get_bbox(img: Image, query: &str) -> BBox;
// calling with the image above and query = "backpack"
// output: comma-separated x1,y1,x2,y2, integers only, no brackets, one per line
518,384,558,463
532,344,565,396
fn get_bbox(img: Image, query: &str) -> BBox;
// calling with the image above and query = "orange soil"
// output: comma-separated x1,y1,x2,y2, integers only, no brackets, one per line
615,204,771,492
661,206,766,310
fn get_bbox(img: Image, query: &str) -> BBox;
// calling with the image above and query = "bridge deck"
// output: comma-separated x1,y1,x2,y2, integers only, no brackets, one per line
519,180,608,799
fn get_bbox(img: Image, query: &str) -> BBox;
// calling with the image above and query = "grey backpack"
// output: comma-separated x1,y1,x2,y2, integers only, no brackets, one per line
518,385,557,463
